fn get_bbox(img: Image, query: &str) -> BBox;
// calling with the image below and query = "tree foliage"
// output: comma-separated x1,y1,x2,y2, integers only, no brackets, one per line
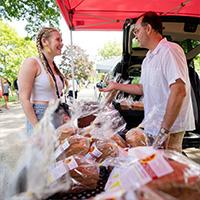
180,39,200,74
0,20,37,84
0,0,60,37
60,45,94,83
98,41,122,59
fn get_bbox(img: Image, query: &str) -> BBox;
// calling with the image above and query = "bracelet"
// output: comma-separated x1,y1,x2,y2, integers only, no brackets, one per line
160,127,169,135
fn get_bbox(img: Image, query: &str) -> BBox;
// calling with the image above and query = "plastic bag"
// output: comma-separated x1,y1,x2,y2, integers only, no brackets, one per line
66,100,101,128
90,108,126,139
64,155,100,193
125,127,148,147
0,101,71,200
56,120,78,142
103,147,200,200
70,100,101,119
145,150,200,200
55,134,91,160
100,74,129,105
85,139,119,163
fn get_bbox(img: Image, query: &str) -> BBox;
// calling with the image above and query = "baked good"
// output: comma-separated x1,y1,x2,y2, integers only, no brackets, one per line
64,155,99,192
87,139,119,163
146,158,200,200
58,127,77,142
58,135,91,160
126,128,147,147
111,134,127,148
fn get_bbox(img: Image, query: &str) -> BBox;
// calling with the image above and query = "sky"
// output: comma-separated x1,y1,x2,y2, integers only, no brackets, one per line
60,17,123,60
8,17,123,61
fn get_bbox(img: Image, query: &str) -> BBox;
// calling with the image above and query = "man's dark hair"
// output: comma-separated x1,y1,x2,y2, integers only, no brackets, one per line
139,11,163,34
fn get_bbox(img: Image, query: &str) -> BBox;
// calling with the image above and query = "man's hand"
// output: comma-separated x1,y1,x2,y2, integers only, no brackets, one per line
152,128,169,149
99,81,117,92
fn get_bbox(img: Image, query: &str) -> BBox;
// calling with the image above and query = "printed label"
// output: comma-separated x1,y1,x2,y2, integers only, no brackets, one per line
62,139,70,150
64,156,78,170
48,160,67,184
54,145,64,159
105,168,123,191
84,153,96,161
54,139,70,159
89,143,103,158
144,154,173,177
105,153,173,192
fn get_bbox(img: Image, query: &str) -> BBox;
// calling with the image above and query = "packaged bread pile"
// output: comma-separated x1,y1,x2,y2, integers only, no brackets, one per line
53,103,127,193
2,99,200,200
95,146,200,200
53,99,200,199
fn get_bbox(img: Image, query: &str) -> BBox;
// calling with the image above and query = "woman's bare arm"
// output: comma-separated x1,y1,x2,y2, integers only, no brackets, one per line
18,58,39,126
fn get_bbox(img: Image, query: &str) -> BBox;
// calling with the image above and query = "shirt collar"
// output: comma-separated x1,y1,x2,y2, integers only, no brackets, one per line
146,37,167,58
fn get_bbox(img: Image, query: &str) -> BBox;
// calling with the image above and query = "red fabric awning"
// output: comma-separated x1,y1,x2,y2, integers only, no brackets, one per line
56,0,200,31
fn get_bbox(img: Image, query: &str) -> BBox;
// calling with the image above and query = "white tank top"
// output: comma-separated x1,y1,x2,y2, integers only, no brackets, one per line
31,58,63,102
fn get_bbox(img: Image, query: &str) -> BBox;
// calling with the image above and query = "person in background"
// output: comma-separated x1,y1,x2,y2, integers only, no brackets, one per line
68,75,79,99
13,78,19,101
18,27,67,135
100,11,195,152
0,77,3,112
3,79,11,110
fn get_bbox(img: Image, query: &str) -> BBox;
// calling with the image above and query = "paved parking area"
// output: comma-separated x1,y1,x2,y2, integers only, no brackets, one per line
0,102,25,139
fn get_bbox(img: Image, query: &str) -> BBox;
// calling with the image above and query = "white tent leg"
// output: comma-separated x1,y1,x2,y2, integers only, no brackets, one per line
70,30,75,102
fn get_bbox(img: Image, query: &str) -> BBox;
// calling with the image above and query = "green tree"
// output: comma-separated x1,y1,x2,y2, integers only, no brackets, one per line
0,20,37,84
60,45,94,83
181,39,200,74
194,55,200,75
98,41,122,59
0,0,60,37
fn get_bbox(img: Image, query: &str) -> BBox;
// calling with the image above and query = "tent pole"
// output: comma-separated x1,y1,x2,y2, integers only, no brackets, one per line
70,30,75,102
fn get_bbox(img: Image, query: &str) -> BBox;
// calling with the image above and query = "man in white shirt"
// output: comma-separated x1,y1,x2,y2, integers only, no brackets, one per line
100,11,195,152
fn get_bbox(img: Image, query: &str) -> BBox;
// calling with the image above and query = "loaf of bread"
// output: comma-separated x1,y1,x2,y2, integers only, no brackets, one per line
111,134,127,148
146,158,200,200
58,127,77,142
56,124,77,143
126,128,148,147
57,135,91,160
87,139,119,163
65,155,99,192
78,114,96,128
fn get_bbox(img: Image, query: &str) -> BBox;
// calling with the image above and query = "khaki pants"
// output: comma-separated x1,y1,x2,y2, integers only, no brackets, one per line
164,131,185,152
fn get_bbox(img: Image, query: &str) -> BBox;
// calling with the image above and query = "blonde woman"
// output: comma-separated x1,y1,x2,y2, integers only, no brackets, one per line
18,27,66,135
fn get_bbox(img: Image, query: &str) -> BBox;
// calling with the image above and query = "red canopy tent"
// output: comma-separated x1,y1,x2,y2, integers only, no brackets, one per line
56,0,200,31
56,0,200,101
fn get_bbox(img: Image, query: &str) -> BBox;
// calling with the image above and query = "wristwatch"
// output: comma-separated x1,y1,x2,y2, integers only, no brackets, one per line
160,127,169,135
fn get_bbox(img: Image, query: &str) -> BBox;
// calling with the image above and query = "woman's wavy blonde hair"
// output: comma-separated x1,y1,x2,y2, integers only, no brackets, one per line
36,27,67,95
